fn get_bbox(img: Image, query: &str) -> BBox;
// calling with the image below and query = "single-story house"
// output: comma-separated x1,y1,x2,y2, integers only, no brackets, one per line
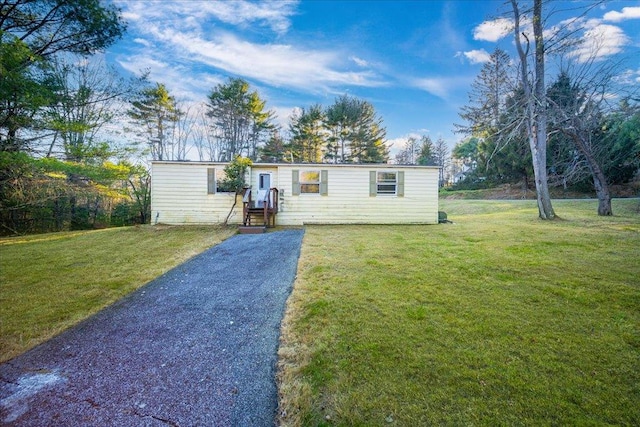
151,161,440,226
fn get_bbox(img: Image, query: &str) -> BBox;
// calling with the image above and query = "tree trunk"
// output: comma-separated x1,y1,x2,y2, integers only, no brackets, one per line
224,192,240,226
532,0,555,219
594,171,612,216
568,133,613,216
511,0,556,220
532,147,555,218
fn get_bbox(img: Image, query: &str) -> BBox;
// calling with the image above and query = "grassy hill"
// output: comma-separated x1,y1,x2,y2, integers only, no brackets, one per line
440,182,640,200
278,199,640,426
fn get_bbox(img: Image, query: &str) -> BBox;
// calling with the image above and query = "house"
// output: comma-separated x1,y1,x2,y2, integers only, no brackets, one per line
151,161,440,226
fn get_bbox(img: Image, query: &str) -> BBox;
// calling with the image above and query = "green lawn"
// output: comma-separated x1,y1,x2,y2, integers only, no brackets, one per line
278,199,640,426
0,225,235,363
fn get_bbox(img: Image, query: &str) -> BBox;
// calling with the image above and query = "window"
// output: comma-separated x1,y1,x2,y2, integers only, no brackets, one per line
207,168,234,194
370,170,404,197
377,171,397,195
292,170,328,196
300,171,320,194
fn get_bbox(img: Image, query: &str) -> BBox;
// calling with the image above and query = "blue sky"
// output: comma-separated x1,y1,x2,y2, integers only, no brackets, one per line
107,0,640,157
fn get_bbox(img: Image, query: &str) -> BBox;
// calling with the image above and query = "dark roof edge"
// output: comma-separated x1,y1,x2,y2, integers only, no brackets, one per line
151,160,440,169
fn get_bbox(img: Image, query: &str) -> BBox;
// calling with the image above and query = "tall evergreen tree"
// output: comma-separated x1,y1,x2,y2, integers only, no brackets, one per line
325,95,358,163
289,104,326,163
259,130,288,163
547,72,589,188
0,0,125,59
457,48,513,138
0,36,52,152
324,95,387,163
599,101,640,185
206,78,273,161
128,83,181,161
350,101,388,163
417,135,436,166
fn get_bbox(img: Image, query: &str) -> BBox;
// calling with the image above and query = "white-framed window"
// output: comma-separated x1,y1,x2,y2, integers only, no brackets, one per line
300,170,320,194
370,170,404,197
376,171,397,195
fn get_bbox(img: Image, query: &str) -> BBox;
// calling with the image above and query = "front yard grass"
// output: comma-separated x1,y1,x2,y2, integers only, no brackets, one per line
0,225,235,363
278,199,640,426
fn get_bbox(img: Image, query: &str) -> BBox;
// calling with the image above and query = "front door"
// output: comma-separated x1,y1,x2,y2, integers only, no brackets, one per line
259,173,271,192
257,173,271,207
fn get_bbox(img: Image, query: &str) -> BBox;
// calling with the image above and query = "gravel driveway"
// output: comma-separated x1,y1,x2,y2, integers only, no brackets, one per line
0,229,304,426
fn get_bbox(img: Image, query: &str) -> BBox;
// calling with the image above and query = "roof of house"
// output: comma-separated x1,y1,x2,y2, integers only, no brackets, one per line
152,160,440,169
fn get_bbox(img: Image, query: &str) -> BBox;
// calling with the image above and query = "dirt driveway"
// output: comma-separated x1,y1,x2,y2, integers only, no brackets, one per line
0,229,304,426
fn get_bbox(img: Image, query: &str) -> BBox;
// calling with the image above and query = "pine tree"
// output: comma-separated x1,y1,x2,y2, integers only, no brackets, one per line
324,95,387,163
206,78,274,161
289,104,326,163
128,83,181,161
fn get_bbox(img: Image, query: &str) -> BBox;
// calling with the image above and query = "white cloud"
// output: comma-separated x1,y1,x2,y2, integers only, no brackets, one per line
411,75,473,102
533,14,630,63
386,136,408,162
120,11,140,22
117,53,225,101
117,55,170,76
270,106,299,130
412,78,450,100
116,0,385,96
132,38,151,47
195,0,299,34
568,22,630,63
137,24,385,93
350,56,369,67
614,68,640,85
118,0,298,35
387,133,424,150
457,49,491,65
603,6,640,23
473,18,512,42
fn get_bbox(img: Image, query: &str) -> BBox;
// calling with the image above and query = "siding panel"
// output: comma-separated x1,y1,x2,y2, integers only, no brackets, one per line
151,162,439,225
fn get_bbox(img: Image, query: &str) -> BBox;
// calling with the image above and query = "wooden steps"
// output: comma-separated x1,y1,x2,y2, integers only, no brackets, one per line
242,187,279,228
238,225,267,234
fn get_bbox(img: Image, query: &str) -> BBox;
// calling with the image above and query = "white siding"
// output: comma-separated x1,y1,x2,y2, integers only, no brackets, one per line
151,162,439,225
151,162,240,224
275,165,438,225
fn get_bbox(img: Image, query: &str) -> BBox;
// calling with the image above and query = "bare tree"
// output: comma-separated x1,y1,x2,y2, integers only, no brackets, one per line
44,55,130,162
395,136,421,165
170,101,197,161
547,54,637,216
510,0,556,219
434,137,450,186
